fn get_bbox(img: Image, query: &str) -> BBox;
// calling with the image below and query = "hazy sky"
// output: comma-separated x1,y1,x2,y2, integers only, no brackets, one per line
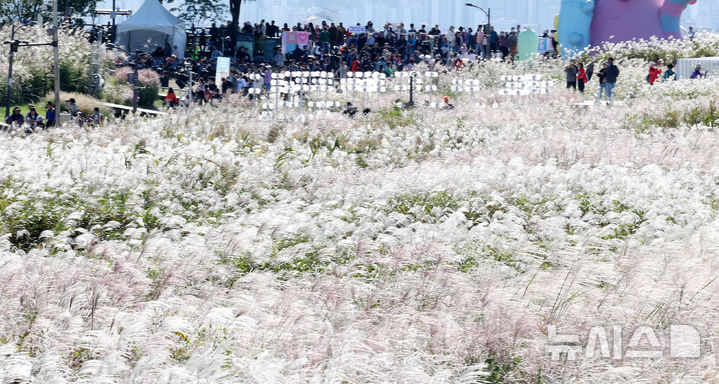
96,0,717,32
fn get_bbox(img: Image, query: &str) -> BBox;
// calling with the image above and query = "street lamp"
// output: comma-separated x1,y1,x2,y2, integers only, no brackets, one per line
3,25,21,118
465,2,491,59
106,43,138,113
4,23,58,118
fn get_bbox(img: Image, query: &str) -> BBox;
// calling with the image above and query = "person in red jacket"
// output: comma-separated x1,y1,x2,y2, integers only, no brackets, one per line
577,62,587,93
648,62,662,85
164,87,179,107
351,57,360,72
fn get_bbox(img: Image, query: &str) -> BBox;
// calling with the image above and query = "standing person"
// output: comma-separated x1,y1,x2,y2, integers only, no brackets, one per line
577,62,587,93
663,63,677,81
45,101,56,127
565,61,578,90
476,27,485,59
605,57,620,99
320,27,331,53
498,32,510,59
164,87,179,107
489,26,499,55
647,62,661,84
690,64,706,79
596,61,608,102
199,28,207,53
509,28,518,59
263,65,272,93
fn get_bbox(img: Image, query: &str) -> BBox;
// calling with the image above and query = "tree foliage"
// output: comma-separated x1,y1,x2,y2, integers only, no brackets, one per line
0,0,45,24
166,0,228,27
164,0,255,47
0,0,99,25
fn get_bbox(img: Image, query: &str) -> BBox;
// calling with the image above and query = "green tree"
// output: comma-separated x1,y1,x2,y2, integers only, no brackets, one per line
0,0,45,24
62,0,100,18
168,0,227,27
0,0,98,25
164,0,256,50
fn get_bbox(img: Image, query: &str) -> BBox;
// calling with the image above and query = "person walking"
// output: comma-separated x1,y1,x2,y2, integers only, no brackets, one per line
45,101,56,127
577,62,587,93
605,57,620,100
596,61,608,102
565,61,578,90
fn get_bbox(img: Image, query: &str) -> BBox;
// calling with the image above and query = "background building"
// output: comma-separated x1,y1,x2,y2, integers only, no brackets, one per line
96,0,719,33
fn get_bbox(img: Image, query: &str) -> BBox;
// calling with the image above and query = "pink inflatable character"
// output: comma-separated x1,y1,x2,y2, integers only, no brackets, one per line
589,0,697,46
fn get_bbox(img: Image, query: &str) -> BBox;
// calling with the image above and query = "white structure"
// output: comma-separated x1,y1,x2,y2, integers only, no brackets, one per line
97,0,718,33
116,0,187,58
675,57,719,79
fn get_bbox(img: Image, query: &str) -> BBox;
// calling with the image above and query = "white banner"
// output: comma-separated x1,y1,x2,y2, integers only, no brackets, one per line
348,26,366,34
215,57,231,89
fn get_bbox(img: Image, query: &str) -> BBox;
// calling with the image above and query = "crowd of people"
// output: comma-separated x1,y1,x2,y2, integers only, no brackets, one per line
564,58,620,101
646,60,706,84
2,99,105,133
145,20,563,105
3,17,709,129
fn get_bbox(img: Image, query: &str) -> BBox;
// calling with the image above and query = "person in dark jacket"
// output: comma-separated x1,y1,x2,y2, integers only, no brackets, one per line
604,57,620,99
565,61,578,89
5,107,24,127
45,101,56,127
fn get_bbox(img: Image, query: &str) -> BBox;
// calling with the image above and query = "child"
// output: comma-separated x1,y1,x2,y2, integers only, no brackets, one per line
90,107,105,126
690,65,706,79
25,107,44,129
662,63,676,81
164,87,179,107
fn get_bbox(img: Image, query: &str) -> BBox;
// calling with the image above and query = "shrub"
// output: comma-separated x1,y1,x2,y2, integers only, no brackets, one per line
112,67,160,108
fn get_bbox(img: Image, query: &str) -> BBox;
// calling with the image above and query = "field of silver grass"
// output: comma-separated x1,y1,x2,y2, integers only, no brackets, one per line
3,50,719,383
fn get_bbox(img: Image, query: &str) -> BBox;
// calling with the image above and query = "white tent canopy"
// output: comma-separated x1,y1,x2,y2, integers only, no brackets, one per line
116,0,186,58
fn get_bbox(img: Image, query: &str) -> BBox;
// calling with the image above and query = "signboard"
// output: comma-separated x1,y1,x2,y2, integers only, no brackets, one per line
215,56,231,89
348,25,366,34
537,37,553,54
264,38,280,60
236,33,254,61
281,31,310,53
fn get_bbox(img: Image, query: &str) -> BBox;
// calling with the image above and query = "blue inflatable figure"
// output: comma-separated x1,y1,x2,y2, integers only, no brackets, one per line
558,0,595,56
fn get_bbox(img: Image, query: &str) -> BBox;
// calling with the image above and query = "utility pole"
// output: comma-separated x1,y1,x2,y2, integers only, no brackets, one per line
106,44,138,113
53,0,61,115
4,25,17,118
132,65,138,113
487,8,491,59
465,3,491,59
111,0,116,41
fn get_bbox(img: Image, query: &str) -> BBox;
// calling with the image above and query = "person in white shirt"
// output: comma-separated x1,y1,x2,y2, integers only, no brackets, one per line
235,76,247,93
339,62,348,79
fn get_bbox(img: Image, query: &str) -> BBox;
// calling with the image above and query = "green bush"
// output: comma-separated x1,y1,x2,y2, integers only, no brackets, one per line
138,83,159,108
